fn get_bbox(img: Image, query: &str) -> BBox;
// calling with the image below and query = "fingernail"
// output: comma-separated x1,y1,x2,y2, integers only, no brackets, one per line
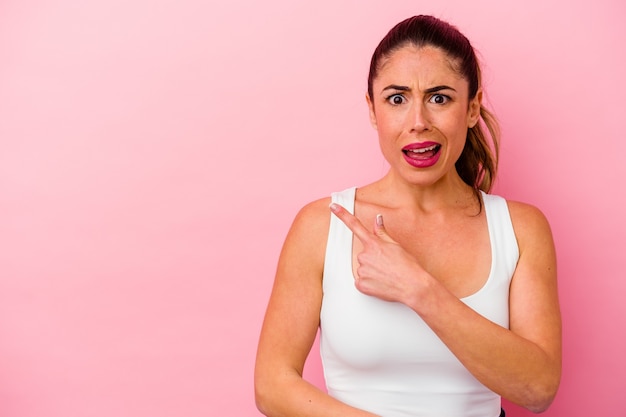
329,203,339,213
376,214,383,227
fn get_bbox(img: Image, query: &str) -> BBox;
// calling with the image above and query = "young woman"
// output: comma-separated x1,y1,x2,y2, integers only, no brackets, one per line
255,15,561,417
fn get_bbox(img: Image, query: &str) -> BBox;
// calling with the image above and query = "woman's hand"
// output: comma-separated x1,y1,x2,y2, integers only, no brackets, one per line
329,202,427,305
331,200,561,412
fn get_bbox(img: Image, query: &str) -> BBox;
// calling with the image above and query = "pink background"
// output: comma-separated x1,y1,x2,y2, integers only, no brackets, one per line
1,0,625,415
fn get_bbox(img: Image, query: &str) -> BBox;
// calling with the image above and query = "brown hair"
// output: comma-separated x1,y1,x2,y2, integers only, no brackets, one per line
368,15,500,197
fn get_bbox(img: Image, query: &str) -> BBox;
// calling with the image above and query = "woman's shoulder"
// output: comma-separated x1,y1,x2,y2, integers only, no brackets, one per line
505,199,551,227
504,198,554,250
273,196,334,280
293,196,333,227
292,186,357,227
284,196,333,250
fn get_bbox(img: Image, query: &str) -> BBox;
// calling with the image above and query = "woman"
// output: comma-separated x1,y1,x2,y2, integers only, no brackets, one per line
255,15,561,417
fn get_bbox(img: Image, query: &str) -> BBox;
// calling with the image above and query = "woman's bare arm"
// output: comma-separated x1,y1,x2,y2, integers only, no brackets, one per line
255,198,380,417
415,202,560,411
330,201,561,412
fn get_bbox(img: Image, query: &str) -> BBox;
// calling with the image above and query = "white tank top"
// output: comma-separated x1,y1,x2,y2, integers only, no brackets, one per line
320,187,519,417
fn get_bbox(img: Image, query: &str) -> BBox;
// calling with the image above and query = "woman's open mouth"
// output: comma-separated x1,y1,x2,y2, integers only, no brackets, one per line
402,142,442,168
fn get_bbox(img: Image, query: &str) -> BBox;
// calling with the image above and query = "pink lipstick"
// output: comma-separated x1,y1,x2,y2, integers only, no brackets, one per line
402,141,441,168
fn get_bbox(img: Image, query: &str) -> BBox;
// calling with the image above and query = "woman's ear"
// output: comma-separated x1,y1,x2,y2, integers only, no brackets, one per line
468,89,482,128
366,93,378,130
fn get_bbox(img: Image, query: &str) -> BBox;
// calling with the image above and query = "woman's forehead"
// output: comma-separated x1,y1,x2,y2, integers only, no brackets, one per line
374,45,466,88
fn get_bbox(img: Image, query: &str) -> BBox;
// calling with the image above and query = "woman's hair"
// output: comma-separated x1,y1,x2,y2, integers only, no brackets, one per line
368,15,500,196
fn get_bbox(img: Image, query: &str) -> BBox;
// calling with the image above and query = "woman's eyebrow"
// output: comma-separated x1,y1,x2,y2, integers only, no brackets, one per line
424,85,457,93
382,84,410,92
381,84,457,93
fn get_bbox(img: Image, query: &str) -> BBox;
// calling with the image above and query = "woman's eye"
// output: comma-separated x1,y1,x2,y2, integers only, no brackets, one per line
429,94,449,104
387,94,406,105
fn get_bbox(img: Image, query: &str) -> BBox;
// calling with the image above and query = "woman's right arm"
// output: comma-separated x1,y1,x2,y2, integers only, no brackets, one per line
254,198,379,417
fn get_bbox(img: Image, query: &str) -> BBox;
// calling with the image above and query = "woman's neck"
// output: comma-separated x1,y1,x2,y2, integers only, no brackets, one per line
362,170,479,215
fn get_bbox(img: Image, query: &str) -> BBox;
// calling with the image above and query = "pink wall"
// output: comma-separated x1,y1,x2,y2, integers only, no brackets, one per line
1,1,624,415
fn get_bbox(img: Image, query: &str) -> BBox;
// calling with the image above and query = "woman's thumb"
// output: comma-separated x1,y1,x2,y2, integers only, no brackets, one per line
375,214,394,242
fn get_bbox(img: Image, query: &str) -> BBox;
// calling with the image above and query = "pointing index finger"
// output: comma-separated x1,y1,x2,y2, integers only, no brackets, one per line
330,203,372,244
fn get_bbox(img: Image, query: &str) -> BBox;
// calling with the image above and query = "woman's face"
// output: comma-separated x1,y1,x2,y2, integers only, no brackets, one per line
367,44,481,187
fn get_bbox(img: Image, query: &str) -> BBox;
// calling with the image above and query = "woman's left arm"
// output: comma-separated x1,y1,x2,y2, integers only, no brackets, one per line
423,201,561,412
330,202,562,413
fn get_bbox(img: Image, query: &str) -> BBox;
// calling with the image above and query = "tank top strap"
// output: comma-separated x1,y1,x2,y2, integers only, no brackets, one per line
324,187,357,291
331,187,356,213
481,191,519,280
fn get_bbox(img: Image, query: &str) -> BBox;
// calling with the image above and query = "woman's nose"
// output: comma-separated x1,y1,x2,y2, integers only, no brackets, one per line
410,102,431,132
